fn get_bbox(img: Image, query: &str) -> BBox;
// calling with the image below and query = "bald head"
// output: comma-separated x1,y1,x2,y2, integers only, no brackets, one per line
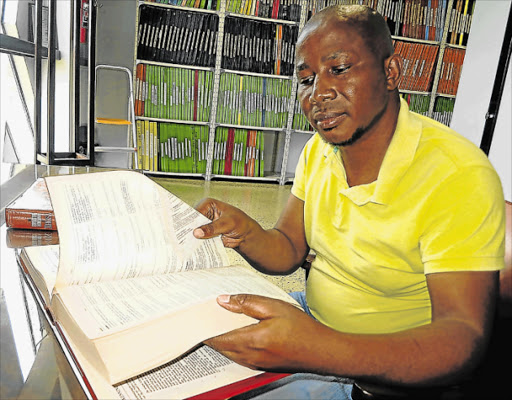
298,5,394,63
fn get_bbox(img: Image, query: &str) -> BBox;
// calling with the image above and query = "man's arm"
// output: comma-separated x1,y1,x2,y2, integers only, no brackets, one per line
205,270,498,387
194,194,309,275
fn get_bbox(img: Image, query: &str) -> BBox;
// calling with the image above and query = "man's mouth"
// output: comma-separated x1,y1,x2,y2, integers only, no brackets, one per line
314,112,346,130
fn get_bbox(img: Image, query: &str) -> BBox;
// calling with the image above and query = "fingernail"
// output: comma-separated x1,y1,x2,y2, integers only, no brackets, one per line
193,228,204,238
217,294,231,303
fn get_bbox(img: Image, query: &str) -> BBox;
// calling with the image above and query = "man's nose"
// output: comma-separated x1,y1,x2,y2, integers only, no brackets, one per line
310,76,336,103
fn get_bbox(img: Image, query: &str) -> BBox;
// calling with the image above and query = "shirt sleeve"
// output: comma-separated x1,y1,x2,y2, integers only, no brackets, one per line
291,143,307,201
420,165,505,274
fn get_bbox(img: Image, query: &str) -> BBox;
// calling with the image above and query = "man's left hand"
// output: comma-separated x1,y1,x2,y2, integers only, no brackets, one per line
204,294,324,371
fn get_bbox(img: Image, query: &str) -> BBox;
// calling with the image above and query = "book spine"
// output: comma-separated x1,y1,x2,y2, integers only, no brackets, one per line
5,209,57,231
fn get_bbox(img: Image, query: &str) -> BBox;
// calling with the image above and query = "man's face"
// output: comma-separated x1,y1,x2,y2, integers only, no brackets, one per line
296,18,391,147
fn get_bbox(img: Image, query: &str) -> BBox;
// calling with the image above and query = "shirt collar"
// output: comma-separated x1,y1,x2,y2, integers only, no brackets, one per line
322,98,421,206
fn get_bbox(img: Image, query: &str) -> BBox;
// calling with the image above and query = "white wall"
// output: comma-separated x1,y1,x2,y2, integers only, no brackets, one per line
488,62,511,202
450,0,511,201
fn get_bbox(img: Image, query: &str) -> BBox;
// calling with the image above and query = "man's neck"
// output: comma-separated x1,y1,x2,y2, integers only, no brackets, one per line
340,97,400,187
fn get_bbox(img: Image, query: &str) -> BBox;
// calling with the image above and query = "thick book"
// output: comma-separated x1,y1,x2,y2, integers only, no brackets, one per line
5,178,56,231
18,170,298,399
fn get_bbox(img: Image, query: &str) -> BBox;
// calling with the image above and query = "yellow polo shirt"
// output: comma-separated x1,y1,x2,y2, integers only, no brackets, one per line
291,98,505,334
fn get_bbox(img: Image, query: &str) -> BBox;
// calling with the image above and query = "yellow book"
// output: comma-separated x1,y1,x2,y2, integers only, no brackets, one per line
135,120,143,169
459,0,470,46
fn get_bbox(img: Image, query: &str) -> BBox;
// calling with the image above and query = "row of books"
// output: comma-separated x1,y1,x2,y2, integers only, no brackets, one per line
216,73,292,128
307,0,474,44
225,0,302,21
145,0,302,22
135,64,214,122
135,121,266,177
401,93,455,125
144,0,220,10
212,127,265,177
137,5,219,67
136,120,209,173
292,99,313,132
401,92,430,115
437,47,465,96
221,17,298,76
447,0,475,46
432,96,455,125
394,40,439,92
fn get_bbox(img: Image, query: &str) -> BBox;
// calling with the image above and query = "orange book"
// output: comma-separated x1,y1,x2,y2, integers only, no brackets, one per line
5,178,56,231
411,43,425,91
451,48,466,95
135,64,142,116
406,43,420,90
421,45,439,92
6,228,59,248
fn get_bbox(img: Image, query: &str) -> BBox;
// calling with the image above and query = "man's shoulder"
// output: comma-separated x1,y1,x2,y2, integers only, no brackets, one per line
412,112,494,173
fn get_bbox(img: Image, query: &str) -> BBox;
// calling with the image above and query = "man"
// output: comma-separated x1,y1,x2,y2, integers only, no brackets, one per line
193,5,505,399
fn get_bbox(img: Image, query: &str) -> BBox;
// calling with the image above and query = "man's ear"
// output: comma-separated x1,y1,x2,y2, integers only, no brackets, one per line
384,54,402,91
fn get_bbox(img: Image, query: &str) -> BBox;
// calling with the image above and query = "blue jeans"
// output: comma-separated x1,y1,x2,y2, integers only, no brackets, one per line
249,291,353,399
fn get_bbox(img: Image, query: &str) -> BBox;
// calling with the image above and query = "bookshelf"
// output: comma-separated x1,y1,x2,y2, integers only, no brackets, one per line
132,0,476,184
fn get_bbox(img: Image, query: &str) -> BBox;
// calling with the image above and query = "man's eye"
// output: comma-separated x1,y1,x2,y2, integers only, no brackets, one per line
332,66,349,75
300,76,314,86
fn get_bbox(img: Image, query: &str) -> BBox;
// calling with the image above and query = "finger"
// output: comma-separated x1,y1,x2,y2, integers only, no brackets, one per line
194,198,219,219
216,294,285,320
193,218,234,240
203,341,259,370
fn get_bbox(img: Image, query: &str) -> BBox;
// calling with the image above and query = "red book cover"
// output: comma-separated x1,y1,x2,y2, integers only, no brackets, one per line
272,0,280,19
5,179,57,231
80,0,89,44
135,64,142,116
187,372,289,400
224,128,235,176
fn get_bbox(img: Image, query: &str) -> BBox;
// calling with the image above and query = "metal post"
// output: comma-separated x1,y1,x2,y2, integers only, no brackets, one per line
47,0,57,164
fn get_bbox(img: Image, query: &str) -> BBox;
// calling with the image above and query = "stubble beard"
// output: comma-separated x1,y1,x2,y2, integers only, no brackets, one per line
325,103,388,148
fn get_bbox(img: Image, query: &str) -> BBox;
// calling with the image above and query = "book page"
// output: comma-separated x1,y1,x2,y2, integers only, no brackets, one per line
115,345,261,400
44,171,229,289
22,245,59,301
56,266,297,339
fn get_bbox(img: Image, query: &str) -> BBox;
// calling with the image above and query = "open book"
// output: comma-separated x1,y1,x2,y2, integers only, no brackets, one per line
19,170,297,399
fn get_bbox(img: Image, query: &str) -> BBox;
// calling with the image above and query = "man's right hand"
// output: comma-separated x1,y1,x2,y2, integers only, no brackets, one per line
193,198,259,249
194,194,309,275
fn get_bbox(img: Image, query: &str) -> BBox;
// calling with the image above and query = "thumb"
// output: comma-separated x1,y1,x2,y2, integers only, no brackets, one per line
193,218,225,239
216,294,278,321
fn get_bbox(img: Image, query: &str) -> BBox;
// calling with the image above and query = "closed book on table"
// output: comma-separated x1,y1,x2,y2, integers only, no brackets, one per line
5,178,56,231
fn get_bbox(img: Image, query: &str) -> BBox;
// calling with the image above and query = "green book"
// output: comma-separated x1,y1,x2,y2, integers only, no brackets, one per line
146,65,153,118
164,67,170,120
168,124,175,173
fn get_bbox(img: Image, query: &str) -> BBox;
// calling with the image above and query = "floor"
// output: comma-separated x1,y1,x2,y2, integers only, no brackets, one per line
152,176,306,293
